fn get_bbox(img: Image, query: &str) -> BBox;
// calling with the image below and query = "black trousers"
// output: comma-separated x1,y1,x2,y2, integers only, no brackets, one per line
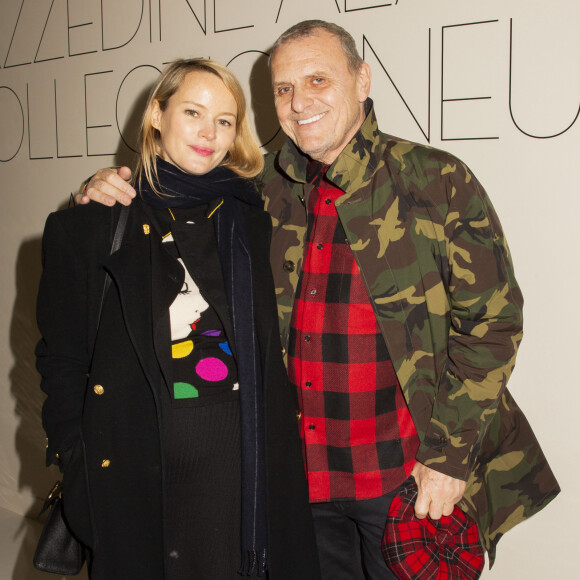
311,484,406,580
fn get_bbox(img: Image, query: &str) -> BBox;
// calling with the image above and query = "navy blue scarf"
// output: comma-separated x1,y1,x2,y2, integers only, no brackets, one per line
140,157,268,575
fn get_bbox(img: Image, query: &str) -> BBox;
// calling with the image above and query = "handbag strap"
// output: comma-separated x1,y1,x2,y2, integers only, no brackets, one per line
38,481,63,518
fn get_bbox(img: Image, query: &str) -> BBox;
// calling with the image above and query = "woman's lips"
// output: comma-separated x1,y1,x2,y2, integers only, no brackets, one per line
190,145,214,157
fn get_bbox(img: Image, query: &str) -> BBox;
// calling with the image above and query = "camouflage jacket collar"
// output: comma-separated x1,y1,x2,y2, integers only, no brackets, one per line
277,99,382,202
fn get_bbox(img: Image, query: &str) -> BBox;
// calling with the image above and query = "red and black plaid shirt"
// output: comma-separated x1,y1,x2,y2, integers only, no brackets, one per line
288,164,419,503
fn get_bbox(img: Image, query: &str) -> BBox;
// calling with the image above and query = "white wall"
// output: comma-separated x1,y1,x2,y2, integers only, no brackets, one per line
1,1,578,577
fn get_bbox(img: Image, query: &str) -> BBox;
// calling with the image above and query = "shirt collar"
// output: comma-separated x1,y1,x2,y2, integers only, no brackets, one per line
277,99,381,198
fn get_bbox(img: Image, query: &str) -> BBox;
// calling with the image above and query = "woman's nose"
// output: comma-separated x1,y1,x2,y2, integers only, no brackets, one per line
199,120,216,140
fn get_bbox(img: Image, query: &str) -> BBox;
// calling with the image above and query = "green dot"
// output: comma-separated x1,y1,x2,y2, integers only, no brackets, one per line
173,382,199,399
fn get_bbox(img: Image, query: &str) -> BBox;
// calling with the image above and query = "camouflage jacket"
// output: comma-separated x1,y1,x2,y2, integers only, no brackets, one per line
259,102,559,562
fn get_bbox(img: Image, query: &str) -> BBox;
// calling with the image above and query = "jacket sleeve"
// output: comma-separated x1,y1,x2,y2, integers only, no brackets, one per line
36,211,91,467
415,161,524,480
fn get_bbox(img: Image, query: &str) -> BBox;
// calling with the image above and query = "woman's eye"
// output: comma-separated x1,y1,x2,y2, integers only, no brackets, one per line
185,109,198,117
218,119,232,126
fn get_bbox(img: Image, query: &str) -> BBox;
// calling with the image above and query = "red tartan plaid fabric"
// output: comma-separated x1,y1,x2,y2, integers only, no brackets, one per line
288,167,419,502
382,480,484,580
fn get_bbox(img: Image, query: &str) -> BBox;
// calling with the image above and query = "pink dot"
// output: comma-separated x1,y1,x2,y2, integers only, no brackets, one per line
195,358,228,382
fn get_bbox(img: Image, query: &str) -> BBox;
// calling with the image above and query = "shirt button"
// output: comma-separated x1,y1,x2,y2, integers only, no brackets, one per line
325,198,332,205
310,289,317,296
309,424,315,430
304,336,311,342
305,381,312,388
101,459,111,468
93,384,104,395
283,260,295,272
317,243,323,250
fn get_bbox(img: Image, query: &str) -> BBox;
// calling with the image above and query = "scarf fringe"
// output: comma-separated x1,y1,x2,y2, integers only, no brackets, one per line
239,549,268,577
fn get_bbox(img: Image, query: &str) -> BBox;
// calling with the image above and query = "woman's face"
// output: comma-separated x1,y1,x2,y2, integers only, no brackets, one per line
152,70,238,175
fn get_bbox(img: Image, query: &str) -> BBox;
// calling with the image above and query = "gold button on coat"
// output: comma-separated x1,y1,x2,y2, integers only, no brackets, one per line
93,384,104,395
101,459,111,468
296,410,302,421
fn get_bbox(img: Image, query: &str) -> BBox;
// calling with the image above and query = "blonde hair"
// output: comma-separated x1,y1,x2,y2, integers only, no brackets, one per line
136,58,263,193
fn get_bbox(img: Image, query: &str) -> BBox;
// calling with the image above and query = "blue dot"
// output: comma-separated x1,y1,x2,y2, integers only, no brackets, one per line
219,341,233,356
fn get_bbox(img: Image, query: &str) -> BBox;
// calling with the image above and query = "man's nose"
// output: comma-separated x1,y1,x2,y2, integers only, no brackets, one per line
291,86,313,113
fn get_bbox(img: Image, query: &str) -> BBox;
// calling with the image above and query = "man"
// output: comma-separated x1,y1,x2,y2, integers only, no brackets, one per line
81,20,559,579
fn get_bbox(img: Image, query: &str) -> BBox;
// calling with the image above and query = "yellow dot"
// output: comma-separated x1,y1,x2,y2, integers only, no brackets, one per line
101,459,111,468
172,340,194,359
93,385,104,395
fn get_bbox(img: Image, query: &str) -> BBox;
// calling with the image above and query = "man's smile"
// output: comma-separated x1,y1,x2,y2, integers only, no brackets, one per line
297,112,327,126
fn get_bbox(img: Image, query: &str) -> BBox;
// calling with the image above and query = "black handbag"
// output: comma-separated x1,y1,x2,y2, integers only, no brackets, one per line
33,481,85,575
33,205,130,575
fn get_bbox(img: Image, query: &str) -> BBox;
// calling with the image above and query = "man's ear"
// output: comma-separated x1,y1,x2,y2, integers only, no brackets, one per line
357,62,372,102
151,99,162,130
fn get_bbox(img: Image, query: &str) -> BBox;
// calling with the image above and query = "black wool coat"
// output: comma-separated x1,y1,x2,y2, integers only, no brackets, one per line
36,199,320,580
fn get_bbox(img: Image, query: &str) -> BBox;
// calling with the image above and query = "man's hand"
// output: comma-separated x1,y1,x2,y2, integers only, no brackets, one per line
75,166,136,206
411,462,466,520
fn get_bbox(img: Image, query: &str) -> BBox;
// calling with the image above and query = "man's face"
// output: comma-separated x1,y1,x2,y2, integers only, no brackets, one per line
270,29,371,165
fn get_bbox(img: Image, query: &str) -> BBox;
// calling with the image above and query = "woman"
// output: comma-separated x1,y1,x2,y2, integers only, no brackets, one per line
36,59,319,579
